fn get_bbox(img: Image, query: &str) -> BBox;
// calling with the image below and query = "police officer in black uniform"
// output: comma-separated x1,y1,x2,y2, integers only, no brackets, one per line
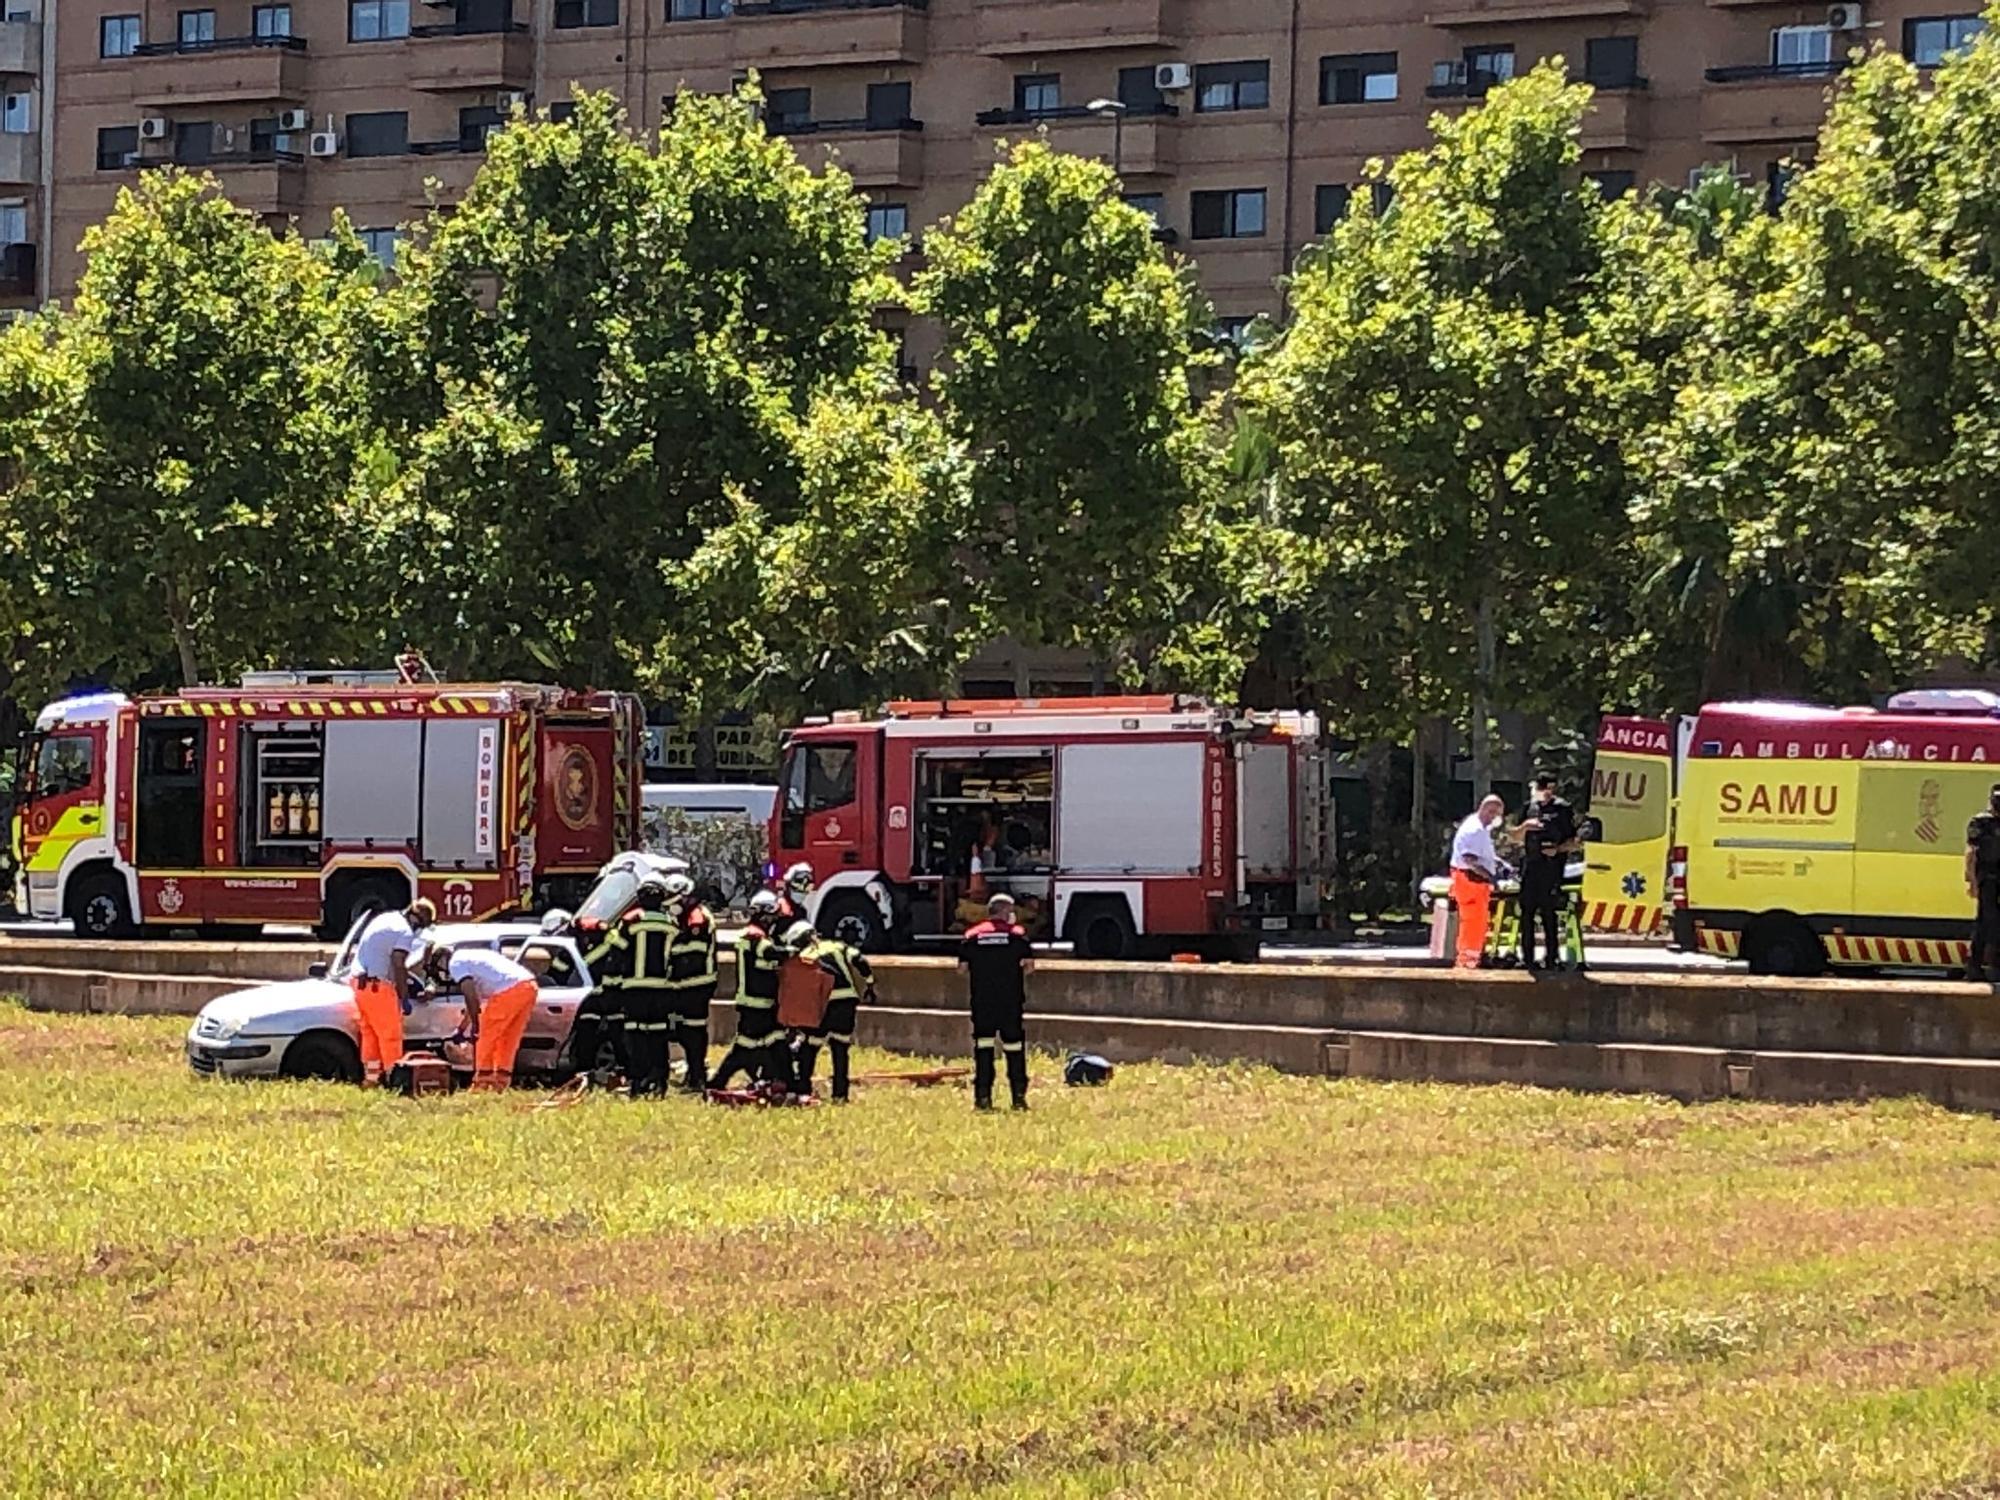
958,892,1034,1111
710,889,786,1089
1964,784,2000,980
1516,773,1579,971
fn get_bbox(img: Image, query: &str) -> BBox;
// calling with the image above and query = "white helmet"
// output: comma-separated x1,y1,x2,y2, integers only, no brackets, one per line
748,889,782,921
784,861,815,896
781,920,817,955
662,872,696,902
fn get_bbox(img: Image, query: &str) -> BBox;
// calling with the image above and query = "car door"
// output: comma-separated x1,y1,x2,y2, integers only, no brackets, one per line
401,940,481,1046
501,934,591,1074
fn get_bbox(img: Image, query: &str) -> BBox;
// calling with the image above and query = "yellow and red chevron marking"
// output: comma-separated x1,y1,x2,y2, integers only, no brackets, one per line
1826,934,1969,969
144,696,495,718
1694,926,1742,958
514,718,537,839
1582,901,1664,934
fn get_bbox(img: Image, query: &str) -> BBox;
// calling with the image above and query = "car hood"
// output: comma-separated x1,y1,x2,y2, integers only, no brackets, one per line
195,978,353,1034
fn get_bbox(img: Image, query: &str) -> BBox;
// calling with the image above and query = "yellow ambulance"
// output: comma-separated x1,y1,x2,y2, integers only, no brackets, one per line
1579,716,1678,938
1675,693,1995,975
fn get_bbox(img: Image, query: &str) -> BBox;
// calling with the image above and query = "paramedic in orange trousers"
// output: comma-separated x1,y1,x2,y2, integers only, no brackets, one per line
1449,795,1505,969
349,898,437,1086
425,943,549,1091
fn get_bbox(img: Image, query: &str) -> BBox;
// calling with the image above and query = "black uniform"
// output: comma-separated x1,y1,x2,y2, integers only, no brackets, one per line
710,922,785,1089
665,905,719,1092
1967,809,2000,978
792,940,871,1101
960,919,1032,1110
621,906,680,1096
569,918,632,1079
1518,795,1577,970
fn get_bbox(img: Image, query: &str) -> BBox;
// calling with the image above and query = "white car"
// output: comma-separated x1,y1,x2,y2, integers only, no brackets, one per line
185,920,597,1083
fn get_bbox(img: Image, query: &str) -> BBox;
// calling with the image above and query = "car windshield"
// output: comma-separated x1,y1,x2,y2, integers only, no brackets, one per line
575,867,641,927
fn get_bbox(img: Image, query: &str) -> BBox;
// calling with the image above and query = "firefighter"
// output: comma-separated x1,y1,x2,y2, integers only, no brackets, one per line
710,889,786,1090
619,877,680,1097
349,897,437,1087
959,892,1034,1111
795,932,873,1102
776,861,816,929
775,920,834,1094
568,911,633,1083
662,871,719,1093
1964,783,2000,980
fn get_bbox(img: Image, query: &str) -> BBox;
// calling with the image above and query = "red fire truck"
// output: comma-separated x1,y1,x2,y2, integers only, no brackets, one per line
770,697,1335,959
13,672,643,938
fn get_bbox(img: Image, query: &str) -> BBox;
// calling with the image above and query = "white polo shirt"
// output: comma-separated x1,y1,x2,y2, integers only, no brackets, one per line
1451,813,1497,873
447,948,535,1001
353,911,416,983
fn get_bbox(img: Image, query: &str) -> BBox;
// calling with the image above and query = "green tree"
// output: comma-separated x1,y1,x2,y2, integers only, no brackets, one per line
916,141,1223,682
0,173,389,693
1242,63,1680,786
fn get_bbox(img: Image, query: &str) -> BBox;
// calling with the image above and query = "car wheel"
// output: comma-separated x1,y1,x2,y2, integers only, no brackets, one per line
281,1032,362,1084
820,892,887,953
1745,917,1825,977
69,873,135,940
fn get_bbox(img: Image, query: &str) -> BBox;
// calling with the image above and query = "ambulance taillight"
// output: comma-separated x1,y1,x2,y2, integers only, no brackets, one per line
1667,846,1688,907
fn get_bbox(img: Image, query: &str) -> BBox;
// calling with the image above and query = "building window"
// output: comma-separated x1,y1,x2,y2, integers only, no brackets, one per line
1320,52,1398,104
0,203,24,246
174,119,216,165
1904,14,1984,64
1,92,29,134
1313,183,1349,233
1124,191,1165,224
1584,36,1640,88
765,87,812,129
349,0,409,41
253,4,292,38
866,80,911,129
345,110,409,157
1117,65,1164,112
1215,315,1254,348
1586,168,1636,199
555,0,619,25
178,9,216,46
1190,188,1266,240
668,0,728,17
1465,45,1516,90
459,104,503,150
865,203,908,243
101,15,142,57
1772,24,1832,67
250,115,280,153
96,125,138,169
1014,73,1060,115
1195,60,1270,113
359,227,401,268
549,100,577,124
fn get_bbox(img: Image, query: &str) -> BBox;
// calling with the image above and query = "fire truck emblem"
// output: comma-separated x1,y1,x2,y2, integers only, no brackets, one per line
157,878,184,916
823,817,842,840
553,745,599,833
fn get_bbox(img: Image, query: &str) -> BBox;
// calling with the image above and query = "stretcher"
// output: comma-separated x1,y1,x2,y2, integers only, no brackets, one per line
1483,873,1587,970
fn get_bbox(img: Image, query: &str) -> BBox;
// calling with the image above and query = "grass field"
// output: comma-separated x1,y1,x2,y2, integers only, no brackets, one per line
8,1005,2000,1498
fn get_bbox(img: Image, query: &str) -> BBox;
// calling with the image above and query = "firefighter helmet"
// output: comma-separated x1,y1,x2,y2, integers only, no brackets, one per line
1063,1051,1115,1088
782,920,817,954
662,872,696,903
748,888,782,923
784,861,815,896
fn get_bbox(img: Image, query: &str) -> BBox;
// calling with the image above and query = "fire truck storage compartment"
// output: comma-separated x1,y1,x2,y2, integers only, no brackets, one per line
1240,741,1293,879
915,749,1054,875
421,718,501,867
1055,741,1204,874
322,719,422,847
137,719,206,868
240,722,324,867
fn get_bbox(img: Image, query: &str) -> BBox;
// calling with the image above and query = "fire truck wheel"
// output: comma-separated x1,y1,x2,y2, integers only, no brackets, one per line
1067,898,1137,961
820,892,887,953
321,875,409,942
281,1031,362,1084
69,873,135,940
1743,915,1826,977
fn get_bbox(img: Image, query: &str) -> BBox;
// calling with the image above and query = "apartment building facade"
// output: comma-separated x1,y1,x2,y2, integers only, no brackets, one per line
16,0,1989,329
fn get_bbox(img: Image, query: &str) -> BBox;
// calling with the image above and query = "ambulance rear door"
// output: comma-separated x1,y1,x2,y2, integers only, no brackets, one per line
1581,716,1673,935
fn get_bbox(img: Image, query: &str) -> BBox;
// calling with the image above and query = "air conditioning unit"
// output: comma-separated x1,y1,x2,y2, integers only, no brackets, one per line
277,107,309,133
138,116,170,141
1827,2,1863,28
308,130,340,158
496,89,528,112
1154,62,1192,92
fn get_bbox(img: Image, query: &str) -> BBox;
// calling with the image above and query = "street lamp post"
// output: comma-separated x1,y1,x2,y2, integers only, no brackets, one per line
1085,97,1128,178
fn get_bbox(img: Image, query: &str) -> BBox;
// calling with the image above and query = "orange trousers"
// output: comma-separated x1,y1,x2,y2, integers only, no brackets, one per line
351,977,403,1086
1451,871,1492,968
472,980,538,1092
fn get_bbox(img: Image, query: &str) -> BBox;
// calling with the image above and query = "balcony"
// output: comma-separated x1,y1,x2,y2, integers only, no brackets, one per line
130,35,307,107
0,131,35,185
730,0,927,68
1580,80,1648,148
408,138,489,205
1427,0,1641,23
975,0,1182,55
973,103,1178,175
775,118,924,188
409,21,534,92
0,18,41,76
1425,69,1512,100
208,146,306,215
0,241,33,298
1701,58,1849,143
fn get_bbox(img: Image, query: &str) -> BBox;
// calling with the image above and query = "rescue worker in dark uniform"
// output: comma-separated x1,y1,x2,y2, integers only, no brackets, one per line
1516,773,1580,971
1963,783,2000,980
620,877,680,1097
710,889,786,1089
661,871,719,1092
569,912,633,1082
958,892,1034,1111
